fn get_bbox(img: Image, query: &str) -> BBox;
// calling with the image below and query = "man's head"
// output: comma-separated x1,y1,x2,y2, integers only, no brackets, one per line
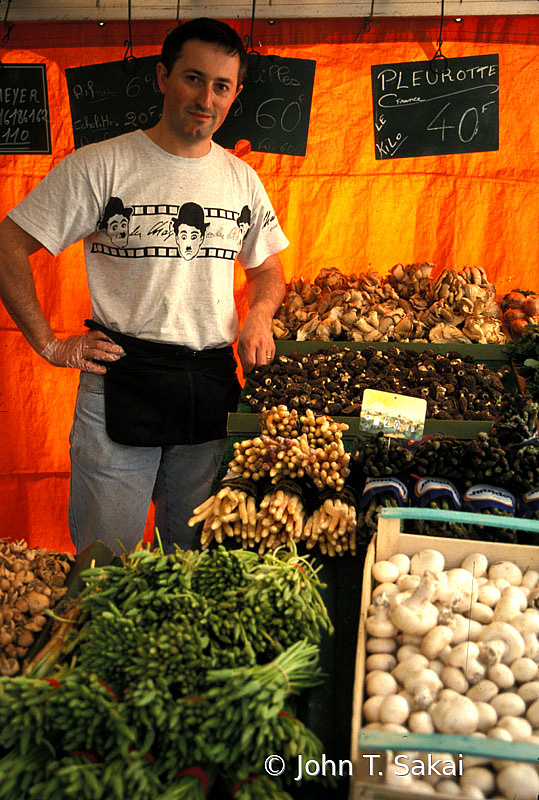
160,18,247,89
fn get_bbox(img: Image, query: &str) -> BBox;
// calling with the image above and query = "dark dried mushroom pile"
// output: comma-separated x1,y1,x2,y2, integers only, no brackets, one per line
244,346,510,420
0,539,74,675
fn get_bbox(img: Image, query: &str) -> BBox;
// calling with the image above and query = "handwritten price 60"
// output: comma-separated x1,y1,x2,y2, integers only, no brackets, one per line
255,96,303,133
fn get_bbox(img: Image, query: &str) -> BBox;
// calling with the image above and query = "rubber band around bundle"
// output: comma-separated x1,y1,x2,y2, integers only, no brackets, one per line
232,775,260,796
97,679,119,701
176,767,211,795
43,677,60,689
218,476,259,500
315,483,358,510
68,750,99,763
272,661,291,694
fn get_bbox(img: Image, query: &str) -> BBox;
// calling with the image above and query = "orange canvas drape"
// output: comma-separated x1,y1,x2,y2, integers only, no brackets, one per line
0,17,538,552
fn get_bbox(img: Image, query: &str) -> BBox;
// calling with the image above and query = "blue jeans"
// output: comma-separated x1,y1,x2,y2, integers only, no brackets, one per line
68,372,226,554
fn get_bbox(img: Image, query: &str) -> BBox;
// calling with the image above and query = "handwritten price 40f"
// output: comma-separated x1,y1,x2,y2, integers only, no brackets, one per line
376,98,496,157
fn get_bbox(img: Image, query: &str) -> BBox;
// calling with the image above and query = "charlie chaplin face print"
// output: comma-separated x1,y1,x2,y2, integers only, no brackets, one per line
172,202,209,261
237,205,251,241
99,196,133,248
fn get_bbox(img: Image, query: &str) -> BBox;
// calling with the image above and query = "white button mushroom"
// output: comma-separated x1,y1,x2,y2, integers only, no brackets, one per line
488,561,523,586
517,680,539,704
365,652,397,672
490,692,526,719
408,710,434,733
447,642,486,685
430,693,479,735
420,625,454,660
496,714,533,741
487,662,515,689
496,763,539,800
466,679,499,704
365,669,398,697
403,668,443,710
388,552,411,575
475,700,498,732
461,552,489,577
460,766,496,797
366,637,397,654
477,621,525,665
372,559,400,584
510,657,538,684
486,663,515,690
410,549,445,576
378,693,410,725
366,593,399,639
389,574,439,636
362,694,385,722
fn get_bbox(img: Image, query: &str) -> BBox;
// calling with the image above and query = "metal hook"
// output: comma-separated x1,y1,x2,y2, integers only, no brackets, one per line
429,0,447,74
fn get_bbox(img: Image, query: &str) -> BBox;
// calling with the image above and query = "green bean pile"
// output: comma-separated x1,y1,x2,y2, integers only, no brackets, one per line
0,544,333,800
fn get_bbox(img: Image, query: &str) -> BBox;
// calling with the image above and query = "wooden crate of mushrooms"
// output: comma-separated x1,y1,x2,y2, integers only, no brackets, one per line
349,510,539,800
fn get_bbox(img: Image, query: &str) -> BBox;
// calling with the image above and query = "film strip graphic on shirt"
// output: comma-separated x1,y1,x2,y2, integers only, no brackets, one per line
91,243,238,259
127,204,239,220
93,203,244,259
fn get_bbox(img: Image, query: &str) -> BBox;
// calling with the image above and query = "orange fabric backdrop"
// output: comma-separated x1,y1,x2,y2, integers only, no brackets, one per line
0,17,538,551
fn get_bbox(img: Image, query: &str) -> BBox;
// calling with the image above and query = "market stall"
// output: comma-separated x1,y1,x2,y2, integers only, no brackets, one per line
0,7,538,800
0,13,537,549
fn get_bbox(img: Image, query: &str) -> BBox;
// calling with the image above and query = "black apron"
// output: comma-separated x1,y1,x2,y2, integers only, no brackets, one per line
85,320,241,447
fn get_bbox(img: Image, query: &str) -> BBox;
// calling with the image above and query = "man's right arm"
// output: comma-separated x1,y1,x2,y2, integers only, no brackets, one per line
0,216,124,373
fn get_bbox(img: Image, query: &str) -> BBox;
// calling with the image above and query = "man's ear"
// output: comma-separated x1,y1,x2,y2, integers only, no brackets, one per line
235,83,243,101
156,62,169,94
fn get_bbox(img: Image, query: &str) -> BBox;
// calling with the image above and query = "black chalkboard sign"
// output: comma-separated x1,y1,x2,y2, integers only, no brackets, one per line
371,54,499,159
0,64,51,154
65,56,163,148
213,53,316,157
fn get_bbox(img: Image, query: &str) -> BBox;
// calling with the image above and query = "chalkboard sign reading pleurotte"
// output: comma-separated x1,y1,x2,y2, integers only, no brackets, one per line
0,64,51,154
371,54,499,160
213,53,316,157
65,56,162,148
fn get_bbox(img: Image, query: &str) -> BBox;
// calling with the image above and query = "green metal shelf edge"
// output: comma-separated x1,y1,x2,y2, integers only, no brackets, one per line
379,506,539,533
227,412,492,440
274,340,510,362
358,729,539,763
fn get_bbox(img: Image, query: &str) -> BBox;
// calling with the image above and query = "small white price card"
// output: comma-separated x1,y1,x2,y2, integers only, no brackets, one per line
360,388,427,441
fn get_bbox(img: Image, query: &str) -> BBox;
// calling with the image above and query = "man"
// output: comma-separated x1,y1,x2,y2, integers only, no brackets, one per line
0,18,288,554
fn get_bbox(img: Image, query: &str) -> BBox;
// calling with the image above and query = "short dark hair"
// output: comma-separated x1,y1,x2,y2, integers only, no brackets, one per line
160,18,247,87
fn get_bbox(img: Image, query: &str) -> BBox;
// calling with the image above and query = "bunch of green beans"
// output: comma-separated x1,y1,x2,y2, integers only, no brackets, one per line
200,640,322,766
0,672,132,760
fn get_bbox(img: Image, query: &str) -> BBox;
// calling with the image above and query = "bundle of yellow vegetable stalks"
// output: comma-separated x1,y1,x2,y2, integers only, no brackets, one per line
229,405,351,491
188,406,357,555
189,479,358,556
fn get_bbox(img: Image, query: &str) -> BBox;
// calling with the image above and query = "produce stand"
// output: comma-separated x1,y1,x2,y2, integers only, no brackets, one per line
349,506,539,799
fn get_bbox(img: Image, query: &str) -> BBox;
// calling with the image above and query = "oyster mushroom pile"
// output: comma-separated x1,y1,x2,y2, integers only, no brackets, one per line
273,264,506,345
244,346,510,419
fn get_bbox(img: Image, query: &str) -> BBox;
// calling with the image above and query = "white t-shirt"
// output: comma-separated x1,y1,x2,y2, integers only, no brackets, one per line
9,130,289,350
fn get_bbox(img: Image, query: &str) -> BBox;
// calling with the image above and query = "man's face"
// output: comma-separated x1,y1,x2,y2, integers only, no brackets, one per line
175,223,203,260
157,39,242,151
106,214,129,247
